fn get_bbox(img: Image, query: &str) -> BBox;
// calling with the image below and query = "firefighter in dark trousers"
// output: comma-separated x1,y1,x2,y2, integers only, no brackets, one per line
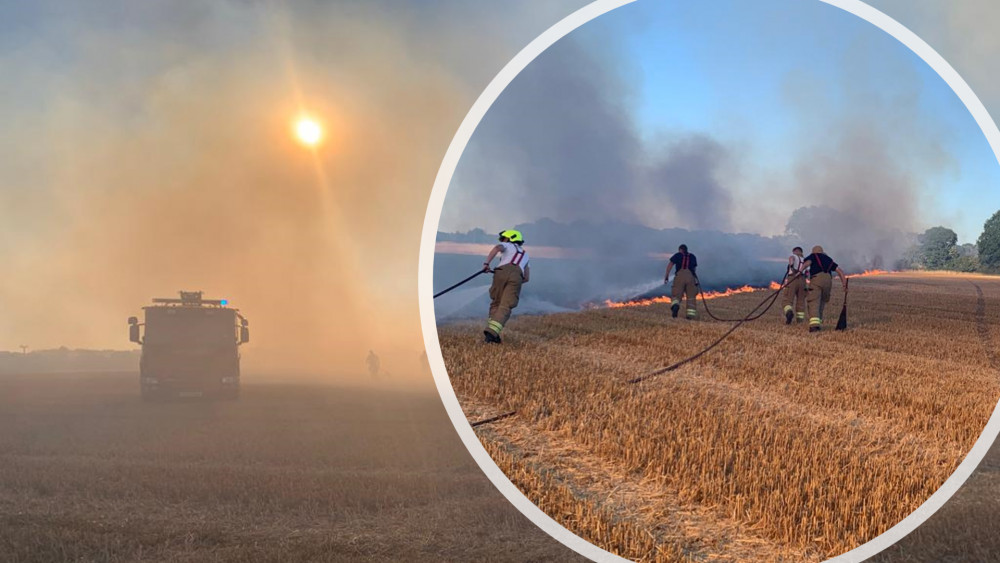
482,230,530,344
781,246,807,324
802,245,847,332
663,244,699,319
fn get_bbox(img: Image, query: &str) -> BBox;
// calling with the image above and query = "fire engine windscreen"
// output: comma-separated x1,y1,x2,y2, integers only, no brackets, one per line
143,308,238,348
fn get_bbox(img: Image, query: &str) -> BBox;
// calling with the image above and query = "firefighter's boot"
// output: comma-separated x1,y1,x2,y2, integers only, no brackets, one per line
671,304,679,318
785,308,794,325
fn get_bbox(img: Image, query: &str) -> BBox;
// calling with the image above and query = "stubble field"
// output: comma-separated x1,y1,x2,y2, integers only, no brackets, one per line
0,373,581,562
439,272,1000,562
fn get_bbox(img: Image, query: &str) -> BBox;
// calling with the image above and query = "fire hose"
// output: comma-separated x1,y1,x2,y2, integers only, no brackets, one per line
434,269,491,299
627,272,798,384
469,272,802,425
696,271,793,323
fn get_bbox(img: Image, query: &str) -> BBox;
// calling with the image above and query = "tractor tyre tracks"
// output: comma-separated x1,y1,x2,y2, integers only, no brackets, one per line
970,281,1000,373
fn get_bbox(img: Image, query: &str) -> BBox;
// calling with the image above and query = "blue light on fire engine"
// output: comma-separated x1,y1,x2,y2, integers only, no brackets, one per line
220,299,228,306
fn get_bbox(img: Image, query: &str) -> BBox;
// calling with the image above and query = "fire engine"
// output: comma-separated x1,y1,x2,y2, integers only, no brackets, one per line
128,291,249,400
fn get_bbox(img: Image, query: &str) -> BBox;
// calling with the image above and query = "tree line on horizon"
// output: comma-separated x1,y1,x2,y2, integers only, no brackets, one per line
899,210,1000,273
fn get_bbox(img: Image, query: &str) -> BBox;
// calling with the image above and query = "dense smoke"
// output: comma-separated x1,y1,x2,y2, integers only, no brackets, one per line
774,31,959,270
0,0,587,379
444,33,740,235
434,219,797,318
2,1,988,375
439,10,970,295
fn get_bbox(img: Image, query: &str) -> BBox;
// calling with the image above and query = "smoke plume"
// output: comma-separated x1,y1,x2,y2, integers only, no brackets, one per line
442,6,965,278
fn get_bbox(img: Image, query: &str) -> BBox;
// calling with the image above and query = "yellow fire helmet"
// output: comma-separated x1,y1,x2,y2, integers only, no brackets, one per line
498,230,524,243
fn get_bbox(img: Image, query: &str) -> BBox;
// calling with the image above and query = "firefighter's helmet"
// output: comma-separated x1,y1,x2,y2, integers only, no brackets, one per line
499,230,524,243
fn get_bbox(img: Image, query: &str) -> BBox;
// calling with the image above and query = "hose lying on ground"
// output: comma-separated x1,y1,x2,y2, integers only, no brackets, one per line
471,273,799,426
627,273,798,385
470,410,517,427
697,272,791,322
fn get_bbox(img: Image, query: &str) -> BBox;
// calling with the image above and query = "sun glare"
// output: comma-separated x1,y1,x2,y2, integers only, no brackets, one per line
294,117,323,147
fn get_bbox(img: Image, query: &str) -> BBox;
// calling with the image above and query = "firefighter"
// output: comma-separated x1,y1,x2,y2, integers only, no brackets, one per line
781,246,807,324
366,350,380,377
482,230,530,344
802,245,847,333
663,244,699,319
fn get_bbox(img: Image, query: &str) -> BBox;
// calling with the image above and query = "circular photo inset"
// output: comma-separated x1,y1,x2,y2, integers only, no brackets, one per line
422,1,1000,561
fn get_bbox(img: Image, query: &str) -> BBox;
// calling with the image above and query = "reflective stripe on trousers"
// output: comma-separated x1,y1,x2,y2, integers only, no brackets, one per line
488,264,522,334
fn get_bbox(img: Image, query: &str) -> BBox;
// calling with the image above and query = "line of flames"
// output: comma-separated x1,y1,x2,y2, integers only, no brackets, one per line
602,270,890,309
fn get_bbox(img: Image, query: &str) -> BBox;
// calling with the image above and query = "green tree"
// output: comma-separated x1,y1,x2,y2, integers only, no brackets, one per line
951,254,981,272
978,210,1000,271
919,226,958,270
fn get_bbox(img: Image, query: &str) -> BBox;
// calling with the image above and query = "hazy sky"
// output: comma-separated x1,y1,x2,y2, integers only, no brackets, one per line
0,0,582,372
442,0,1000,245
2,1,1000,375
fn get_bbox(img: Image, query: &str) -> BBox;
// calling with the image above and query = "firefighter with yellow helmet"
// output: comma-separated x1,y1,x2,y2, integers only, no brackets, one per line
482,230,530,343
802,245,847,332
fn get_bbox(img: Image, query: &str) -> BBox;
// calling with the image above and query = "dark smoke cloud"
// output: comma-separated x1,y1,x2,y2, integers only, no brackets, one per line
447,34,642,227
777,32,958,268
443,32,740,235
443,7,967,277
641,135,734,231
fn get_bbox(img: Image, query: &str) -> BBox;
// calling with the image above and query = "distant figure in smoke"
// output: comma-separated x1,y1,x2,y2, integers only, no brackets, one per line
802,245,848,333
664,244,699,320
366,349,380,377
781,246,808,325
482,230,530,344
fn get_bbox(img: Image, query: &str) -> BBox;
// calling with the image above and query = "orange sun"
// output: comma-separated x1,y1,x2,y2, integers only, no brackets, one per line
294,116,323,147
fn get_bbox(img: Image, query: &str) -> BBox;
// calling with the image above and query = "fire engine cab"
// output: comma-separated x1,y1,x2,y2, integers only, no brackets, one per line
128,291,249,400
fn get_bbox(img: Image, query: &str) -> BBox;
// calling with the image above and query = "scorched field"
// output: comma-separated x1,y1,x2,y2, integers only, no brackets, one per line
438,272,1000,562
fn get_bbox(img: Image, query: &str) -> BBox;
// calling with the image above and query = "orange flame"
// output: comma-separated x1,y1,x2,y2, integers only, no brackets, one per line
847,269,889,278
604,284,772,309
601,270,892,309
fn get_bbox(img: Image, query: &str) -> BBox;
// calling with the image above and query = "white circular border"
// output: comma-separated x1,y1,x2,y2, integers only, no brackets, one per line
418,1,1000,561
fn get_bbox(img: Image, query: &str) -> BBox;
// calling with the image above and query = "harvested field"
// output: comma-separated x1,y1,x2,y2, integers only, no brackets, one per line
439,272,1000,562
0,372,582,562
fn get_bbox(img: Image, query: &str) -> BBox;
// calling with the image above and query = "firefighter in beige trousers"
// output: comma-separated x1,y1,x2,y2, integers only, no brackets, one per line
482,230,530,344
802,245,847,333
781,246,807,324
663,244,699,319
